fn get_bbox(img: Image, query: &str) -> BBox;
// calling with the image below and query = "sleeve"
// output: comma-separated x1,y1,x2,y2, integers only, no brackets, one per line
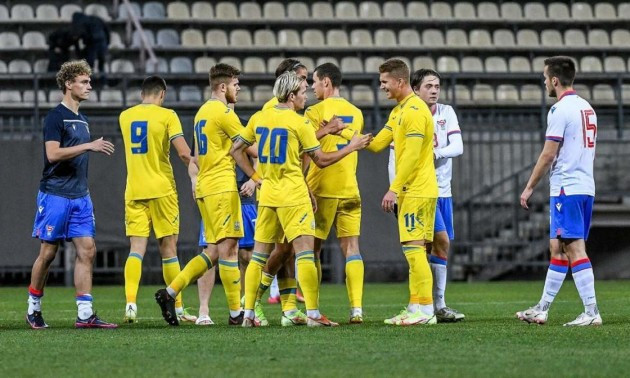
221,108,245,141
43,112,63,143
434,107,463,159
445,106,461,135
297,119,321,152
545,107,565,142
389,137,423,195
365,125,393,152
238,114,257,146
304,106,320,130
167,110,184,141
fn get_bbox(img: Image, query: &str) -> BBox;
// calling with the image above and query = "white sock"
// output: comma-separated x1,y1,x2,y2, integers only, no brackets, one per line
175,307,184,315
27,295,41,315
407,303,420,313
269,276,280,298
243,309,255,319
420,304,434,316
538,259,568,310
351,307,362,316
307,309,321,319
571,259,598,316
166,287,177,299
229,309,242,318
76,294,93,320
284,309,298,317
429,256,448,310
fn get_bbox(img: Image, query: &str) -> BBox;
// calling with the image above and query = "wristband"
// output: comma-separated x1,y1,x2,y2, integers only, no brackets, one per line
250,172,261,182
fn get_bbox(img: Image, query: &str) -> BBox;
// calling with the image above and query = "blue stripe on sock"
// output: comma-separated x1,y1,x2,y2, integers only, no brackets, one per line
252,252,268,261
296,250,314,259
429,255,447,265
199,252,213,269
161,256,179,264
346,255,363,262
129,252,143,261
280,288,297,295
402,246,421,254
549,264,569,273
572,262,592,273
218,259,239,267
251,256,267,265
76,294,93,302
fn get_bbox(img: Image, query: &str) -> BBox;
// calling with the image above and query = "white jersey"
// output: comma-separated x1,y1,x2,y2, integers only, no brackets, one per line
388,103,462,197
545,90,596,196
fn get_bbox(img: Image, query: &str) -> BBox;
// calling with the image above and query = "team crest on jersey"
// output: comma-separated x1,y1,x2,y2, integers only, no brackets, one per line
437,119,446,128
234,220,241,231
38,206,44,214
311,220,316,230
556,203,562,212
46,225,54,236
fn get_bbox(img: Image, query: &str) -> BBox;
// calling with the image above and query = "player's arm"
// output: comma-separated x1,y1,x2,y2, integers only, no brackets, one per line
315,117,347,139
188,155,199,200
434,132,463,159
45,138,114,163
171,136,191,166
307,131,371,168
240,158,258,197
520,140,560,210
230,139,261,185
364,126,393,153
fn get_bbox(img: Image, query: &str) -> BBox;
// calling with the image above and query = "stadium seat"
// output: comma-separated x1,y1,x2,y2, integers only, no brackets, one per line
454,2,476,19
446,30,468,47
191,2,213,19
118,2,141,20
295,56,315,70
341,57,364,72
8,59,31,73
253,85,273,102
0,32,20,49
461,56,483,72
11,4,34,20
516,29,539,46
493,29,515,47
100,89,123,105
167,2,190,19
110,59,135,73
33,59,48,73
36,4,59,20
622,85,630,103
572,2,593,19
350,29,373,47
364,56,385,72
238,86,252,102
406,2,429,18
215,2,237,19
413,56,435,70
431,2,452,18
143,2,165,19
109,32,125,49
454,85,471,101
595,3,616,19
470,29,492,47
316,56,340,68
496,85,519,102
263,1,285,18
287,3,309,18
0,90,22,103
0,60,6,73
267,57,284,74
182,29,204,47
477,2,500,19
592,84,616,102
194,57,216,73
611,29,630,46
523,2,546,19
278,29,301,47
541,30,562,47
171,57,193,73
157,29,180,47
588,29,610,46
564,29,586,47
520,84,542,102
126,89,142,104
240,2,261,19
437,56,460,72
23,31,47,49
0,5,8,20
303,29,325,47
351,85,375,104
399,29,421,46
422,29,445,47
473,84,495,102
532,56,549,72
243,57,266,73
254,30,276,46
327,29,349,47
508,56,531,72
359,2,382,19
219,56,242,70
49,90,64,103
604,56,625,72
336,2,358,18
383,2,405,18
85,4,110,20
23,90,47,103
573,84,591,100
580,57,603,72
179,86,202,102
501,2,523,19
206,30,228,46
131,30,155,48
164,90,177,103
548,3,570,19
60,4,81,20
145,57,169,73
375,29,397,46
619,3,630,18
312,2,334,18
230,29,252,46
485,57,508,73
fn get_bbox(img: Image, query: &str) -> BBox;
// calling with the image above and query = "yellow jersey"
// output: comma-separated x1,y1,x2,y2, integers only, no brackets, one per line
239,106,321,207
304,97,364,198
262,97,279,110
119,104,184,201
193,99,243,198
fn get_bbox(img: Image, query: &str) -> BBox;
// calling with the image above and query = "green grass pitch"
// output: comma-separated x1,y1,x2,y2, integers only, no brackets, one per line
1,281,629,377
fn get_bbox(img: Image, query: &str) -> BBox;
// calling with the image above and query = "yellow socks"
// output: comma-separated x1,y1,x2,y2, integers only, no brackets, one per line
168,252,212,295
278,277,298,313
124,252,143,303
218,259,241,312
296,250,319,311
402,245,433,306
256,272,274,302
345,254,364,308
162,256,184,308
244,252,268,310
315,257,322,285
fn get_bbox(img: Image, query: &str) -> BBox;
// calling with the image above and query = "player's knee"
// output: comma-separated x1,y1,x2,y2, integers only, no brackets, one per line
340,237,360,257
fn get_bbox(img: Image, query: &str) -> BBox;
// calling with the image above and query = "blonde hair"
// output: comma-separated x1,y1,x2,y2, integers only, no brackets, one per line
56,60,92,93
273,71,304,103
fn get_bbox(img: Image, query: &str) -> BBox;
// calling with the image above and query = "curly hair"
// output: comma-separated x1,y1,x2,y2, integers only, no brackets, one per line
56,60,92,93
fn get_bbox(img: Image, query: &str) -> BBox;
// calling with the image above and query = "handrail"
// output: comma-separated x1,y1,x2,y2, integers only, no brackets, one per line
119,0,158,72
458,162,537,207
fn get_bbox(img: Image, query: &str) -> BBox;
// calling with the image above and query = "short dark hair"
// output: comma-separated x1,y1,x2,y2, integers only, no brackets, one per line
210,63,240,90
544,56,576,87
410,69,441,90
314,63,342,88
275,58,306,78
378,59,410,82
141,75,167,96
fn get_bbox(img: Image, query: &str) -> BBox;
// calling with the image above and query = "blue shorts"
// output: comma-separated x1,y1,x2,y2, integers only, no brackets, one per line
433,197,454,240
32,191,95,242
549,193,594,240
198,203,257,248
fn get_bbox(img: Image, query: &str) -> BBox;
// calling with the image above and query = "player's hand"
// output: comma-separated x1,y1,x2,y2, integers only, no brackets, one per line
254,178,263,189
349,132,372,151
382,190,397,213
324,116,346,135
89,137,115,155
240,179,256,197
190,178,197,200
520,187,533,210
309,189,318,213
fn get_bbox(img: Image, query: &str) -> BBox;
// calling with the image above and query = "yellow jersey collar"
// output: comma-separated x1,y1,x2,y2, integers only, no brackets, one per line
397,92,416,109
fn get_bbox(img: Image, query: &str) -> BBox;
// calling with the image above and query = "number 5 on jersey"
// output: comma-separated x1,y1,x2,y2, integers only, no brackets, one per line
581,109,596,149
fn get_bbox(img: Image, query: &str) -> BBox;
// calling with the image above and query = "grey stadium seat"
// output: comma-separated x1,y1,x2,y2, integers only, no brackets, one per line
243,57,266,73
604,56,625,72
206,30,228,46
278,30,301,47
253,86,273,102
454,85,471,101
580,56,603,72
264,2,286,18
287,3,309,18
509,57,531,72
501,2,523,19
516,29,539,47
170,57,193,73
0,60,6,73
611,29,630,46
623,85,630,103
179,86,202,102
24,90,47,103
126,89,142,104
182,29,204,47
0,32,20,49
473,84,495,102
0,90,22,103
494,29,515,47
316,56,339,68
100,89,123,105
85,4,111,21
413,56,435,70
60,5,82,20
143,2,166,19
23,31,47,49
390,56,411,68
595,3,616,19
0,5,8,20
8,59,31,73
431,2,452,18
215,2,237,19
167,2,190,19
266,57,285,74
303,29,325,46
164,90,177,104
294,56,314,70
359,1,382,19
461,56,483,72
383,2,405,18
364,56,385,72
109,32,125,49
145,58,169,73
532,56,549,72
219,57,242,70
36,4,59,20
110,59,135,73
191,2,213,19
454,2,476,19
524,2,546,19
620,3,630,19
485,57,508,73
407,2,429,18
446,30,468,47
548,2,570,19
375,29,397,46
49,90,65,104
592,84,615,102
230,29,252,46
240,2,261,19
312,2,334,18
194,57,216,73
496,85,519,102
470,29,492,47
350,29,373,47
11,4,34,20
564,29,586,47
157,29,180,47
118,2,141,20
327,29,349,47
254,30,276,46
351,85,375,104
33,59,48,73
341,57,363,72
399,29,421,47
437,56,460,72
477,2,499,19
131,30,155,48
572,2,593,19
541,30,562,47
573,84,591,101
521,84,543,103
238,86,252,103
336,2,358,18
422,29,445,47
588,30,610,46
